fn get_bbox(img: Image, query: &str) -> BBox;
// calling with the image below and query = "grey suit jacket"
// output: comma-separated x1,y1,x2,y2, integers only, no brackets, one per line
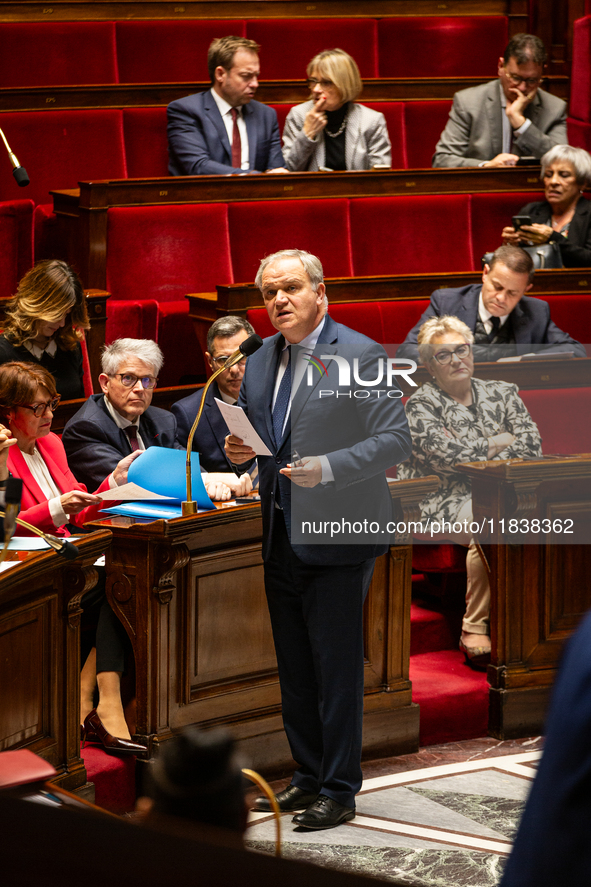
282,102,391,171
432,79,567,168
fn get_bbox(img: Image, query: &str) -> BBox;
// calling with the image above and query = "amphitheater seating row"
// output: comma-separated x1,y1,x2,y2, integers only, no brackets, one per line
0,17,508,88
0,102,455,207
568,15,591,152
96,189,549,384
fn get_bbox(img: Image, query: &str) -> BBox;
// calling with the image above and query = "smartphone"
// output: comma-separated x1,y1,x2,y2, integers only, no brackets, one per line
512,215,532,231
516,155,538,166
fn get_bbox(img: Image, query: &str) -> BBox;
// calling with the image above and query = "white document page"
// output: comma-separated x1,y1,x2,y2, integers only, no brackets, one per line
214,399,273,456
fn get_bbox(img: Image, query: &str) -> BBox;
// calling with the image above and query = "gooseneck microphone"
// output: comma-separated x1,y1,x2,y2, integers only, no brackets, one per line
0,508,79,560
3,476,23,545
182,333,263,515
0,126,30,187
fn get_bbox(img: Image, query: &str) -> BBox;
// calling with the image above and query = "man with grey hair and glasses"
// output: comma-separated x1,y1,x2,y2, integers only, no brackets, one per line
63,338,251,501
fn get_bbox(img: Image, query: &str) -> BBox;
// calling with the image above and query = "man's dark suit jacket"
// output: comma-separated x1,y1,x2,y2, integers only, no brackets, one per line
500,608,591,887
172,381,232,473
396,283,586,362
167,90,284,175
518,196,591,268
238,314,412,566
62,393,182,491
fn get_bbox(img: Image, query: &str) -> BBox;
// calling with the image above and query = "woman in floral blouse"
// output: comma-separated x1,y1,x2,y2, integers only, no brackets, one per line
398,315,542,667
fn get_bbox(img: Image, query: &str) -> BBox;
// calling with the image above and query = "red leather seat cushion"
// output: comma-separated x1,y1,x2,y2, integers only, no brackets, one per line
228,199,353,283
404,101,453,169
350,195,473,275
246,19,378,79
123,108,169,178
115,20,246,83
0,110,127,206
105,300,159,345
0,22,118,87
378,16,508,77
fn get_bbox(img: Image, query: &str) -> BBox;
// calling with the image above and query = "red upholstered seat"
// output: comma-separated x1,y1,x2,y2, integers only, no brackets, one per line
246,307,275,339
115,20,246,83
570,16,591,122
106,300,159,345
0,199,34,300
520,387,591,455
377,16,508,77
349,195,473,275
123,108,169,178
246,19,379,79
404,101,453,169
381,299,430,347
363,103,406,168
0,22,118,88
0,110,127,206
543,294,591,351
470,191,545,268
105,203,232,383
228,199,353,283
567,117,591,152
268,104,295,137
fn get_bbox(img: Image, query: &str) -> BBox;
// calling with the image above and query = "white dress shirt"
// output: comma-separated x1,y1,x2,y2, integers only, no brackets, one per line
210,89,249,170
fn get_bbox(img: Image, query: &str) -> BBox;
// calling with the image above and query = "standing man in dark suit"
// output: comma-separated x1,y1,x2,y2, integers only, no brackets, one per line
433,34,567,168
167,35,286,176
173,315,255,472
62,338,251,501
397,245,585,363
226,250,411,830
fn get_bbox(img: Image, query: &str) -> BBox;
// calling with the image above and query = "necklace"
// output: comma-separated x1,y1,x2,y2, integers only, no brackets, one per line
325,107,349,139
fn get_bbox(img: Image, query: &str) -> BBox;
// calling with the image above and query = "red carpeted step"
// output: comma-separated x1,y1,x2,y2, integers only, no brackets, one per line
410,649,489,746
410,601,458,655
81,744,136,814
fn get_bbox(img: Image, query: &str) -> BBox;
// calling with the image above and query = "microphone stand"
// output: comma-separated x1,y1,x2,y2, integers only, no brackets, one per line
0,127,30,187
182,333,263,516
0,510,79,564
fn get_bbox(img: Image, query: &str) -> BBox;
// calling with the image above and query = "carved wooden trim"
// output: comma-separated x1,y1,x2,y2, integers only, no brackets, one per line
65,565,99,628
152,542,190,604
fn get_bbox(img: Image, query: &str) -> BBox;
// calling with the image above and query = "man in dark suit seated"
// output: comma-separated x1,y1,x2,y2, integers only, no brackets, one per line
433,33,567,169
62,338,251,501
167,35,286,176
225,250,411,829
397,245,586,363
172,316,255,473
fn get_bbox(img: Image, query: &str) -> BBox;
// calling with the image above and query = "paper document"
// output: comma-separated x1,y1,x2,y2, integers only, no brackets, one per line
97,482,176,502
215,399,273,456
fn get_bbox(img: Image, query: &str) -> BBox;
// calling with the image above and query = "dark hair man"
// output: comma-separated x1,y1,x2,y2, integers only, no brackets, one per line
433,34,567,168
397,245,585,362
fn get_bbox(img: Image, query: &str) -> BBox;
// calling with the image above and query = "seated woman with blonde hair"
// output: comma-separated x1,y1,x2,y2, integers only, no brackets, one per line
0,361,146,755
398,316,542,668
0,260,90,401
282,48,391,171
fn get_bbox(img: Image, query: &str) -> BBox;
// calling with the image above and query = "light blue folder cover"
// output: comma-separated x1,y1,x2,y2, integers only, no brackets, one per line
102,447,216,519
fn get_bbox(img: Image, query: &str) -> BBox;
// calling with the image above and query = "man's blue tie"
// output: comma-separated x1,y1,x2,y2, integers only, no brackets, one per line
272,346,291,447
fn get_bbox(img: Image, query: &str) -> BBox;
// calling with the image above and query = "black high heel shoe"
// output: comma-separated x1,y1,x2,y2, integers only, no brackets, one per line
82,709,148,757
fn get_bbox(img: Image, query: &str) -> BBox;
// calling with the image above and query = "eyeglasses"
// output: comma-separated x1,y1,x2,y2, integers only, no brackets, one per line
210,355,247,368
432,344,472,366
20,396,61,417
113,373,157,389
307,78,334,89
505,71,542,87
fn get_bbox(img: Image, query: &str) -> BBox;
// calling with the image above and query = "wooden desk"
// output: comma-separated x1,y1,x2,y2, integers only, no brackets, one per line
0,529,112,792
460,455,591,738
87,477,437,772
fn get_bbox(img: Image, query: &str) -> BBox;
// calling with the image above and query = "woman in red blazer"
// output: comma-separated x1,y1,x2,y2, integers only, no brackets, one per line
0,361,146,756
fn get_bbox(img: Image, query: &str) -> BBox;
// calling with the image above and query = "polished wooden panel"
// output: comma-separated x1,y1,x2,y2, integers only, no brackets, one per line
86,478,437,773
0,530,112,791
460,456,591,738
0,1,519,24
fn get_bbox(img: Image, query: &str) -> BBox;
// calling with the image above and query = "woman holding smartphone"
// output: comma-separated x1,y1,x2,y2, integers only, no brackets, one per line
502,145,591,266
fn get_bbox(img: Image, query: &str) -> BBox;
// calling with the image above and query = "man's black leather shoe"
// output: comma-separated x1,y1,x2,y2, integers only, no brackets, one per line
251,784,318,812
292,795,355,829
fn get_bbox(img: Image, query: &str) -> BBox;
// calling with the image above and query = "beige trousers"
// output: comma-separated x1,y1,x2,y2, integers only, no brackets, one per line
455,500,490,636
